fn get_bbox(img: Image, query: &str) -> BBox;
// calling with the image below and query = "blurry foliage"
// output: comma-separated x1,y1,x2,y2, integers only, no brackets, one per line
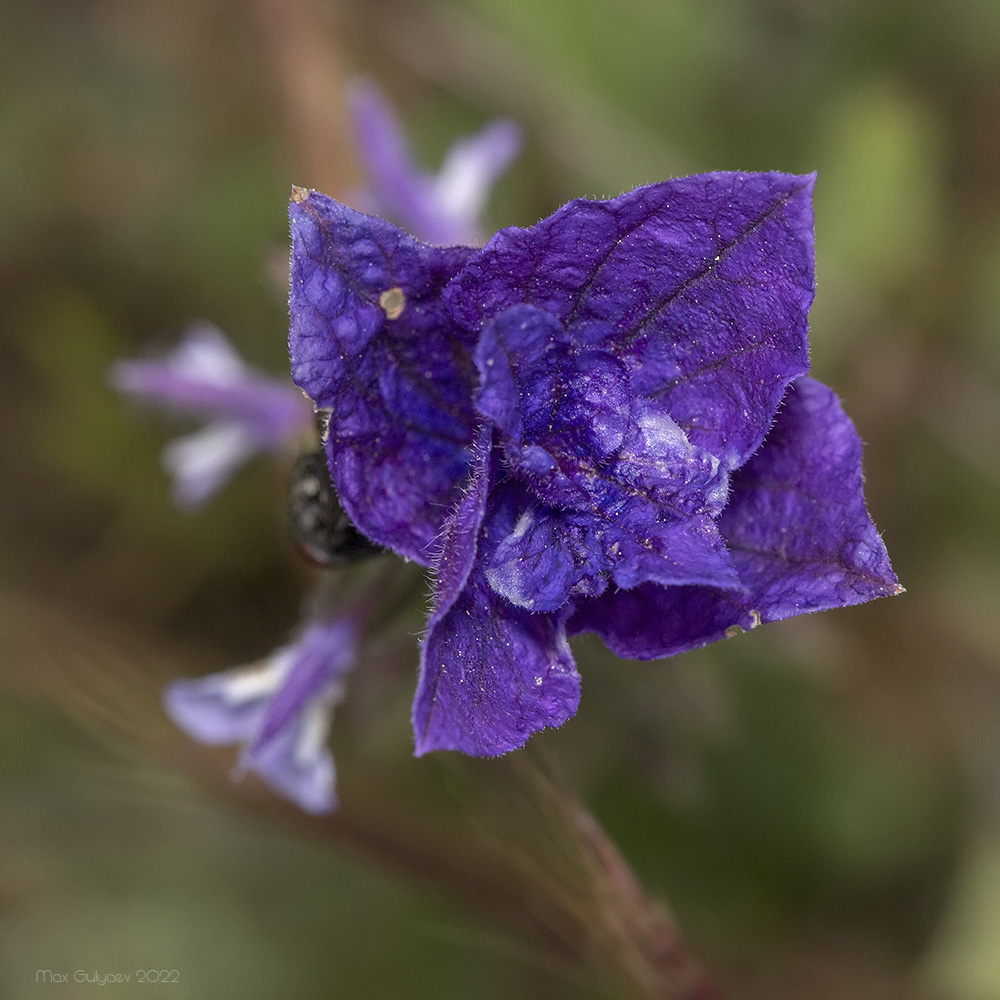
2,0,1000,998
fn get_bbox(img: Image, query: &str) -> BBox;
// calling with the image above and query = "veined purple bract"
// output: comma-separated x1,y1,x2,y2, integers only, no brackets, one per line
288,171,900,758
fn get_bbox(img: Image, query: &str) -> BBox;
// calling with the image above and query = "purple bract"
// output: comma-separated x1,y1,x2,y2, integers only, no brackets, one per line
288,171,900,757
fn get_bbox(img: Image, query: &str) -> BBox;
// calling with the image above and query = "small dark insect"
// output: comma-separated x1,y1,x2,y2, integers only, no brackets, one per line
288,449,383,568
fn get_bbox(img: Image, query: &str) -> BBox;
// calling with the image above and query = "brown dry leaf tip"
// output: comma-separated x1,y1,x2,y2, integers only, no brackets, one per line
290,185,311,203
379,287,407,320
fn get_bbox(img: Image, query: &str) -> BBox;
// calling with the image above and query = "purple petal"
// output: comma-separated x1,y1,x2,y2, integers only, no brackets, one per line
569,376,900,659
414,471,580,756
112,323,312,506
241,694,338,814
348,80,521,246
432,119,522,244
612,399,729,515
289,190,477,563
164,618,358,813
446,172,815,468
568,582,755,660
348,81,442,244
414,579,580,756
111,323,310,448
486,503,739,612
485,502,586,611
474,306,729,513
719,376,901,617
472,302,737,607
111,323,248,409
475,305,631,501
426,422,494,612
164,659,284,745
249,619,357,752
162,422,258,509
605,513,740,592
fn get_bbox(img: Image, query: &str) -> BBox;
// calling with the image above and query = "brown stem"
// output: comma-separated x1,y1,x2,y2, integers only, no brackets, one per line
568,797,721,1000
252,0,361,196
457,753,722,1000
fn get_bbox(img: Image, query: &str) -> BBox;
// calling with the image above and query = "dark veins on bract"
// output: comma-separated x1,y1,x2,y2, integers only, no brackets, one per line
288,172,899,758
289,188,478,565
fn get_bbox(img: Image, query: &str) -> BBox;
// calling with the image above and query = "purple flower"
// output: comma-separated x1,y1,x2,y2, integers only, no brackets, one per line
111,323,312,507
348,80,521,246
288,172,900,758
164,618,358,813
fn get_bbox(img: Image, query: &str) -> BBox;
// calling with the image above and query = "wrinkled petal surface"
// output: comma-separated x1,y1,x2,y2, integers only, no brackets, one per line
446,172,815,468
289,191,478,562
415,574,580,756
475,304,632,504
485,501,739,612
285,168,899,760
473,303,738,610
414,449,581,756
719,376,901,616
570,377,900,658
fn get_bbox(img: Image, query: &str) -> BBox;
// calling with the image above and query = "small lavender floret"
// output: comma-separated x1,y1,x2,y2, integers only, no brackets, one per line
348,80,521,247
288,170,901,759
164,619,357,813
111,323,312,507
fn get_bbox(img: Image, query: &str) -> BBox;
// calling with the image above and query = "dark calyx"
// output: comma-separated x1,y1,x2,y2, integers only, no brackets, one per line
289,450,383,568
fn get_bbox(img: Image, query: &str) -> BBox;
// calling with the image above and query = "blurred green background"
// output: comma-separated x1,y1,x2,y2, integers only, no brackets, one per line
2,0,999,997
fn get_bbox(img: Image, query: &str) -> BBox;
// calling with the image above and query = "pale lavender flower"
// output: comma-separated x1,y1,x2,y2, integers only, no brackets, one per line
348,80,521,246
164,618,358,813
111,323,312,507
